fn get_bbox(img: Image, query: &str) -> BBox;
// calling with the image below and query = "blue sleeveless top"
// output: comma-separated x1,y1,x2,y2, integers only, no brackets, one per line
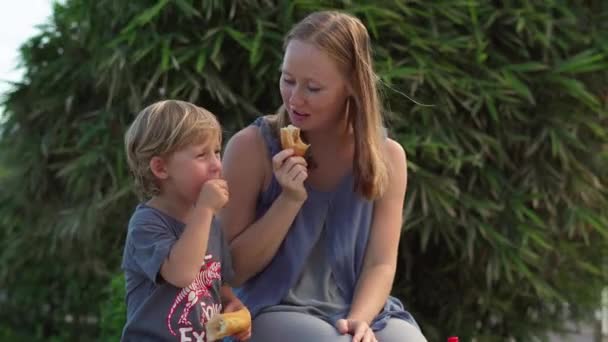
235,117,418,331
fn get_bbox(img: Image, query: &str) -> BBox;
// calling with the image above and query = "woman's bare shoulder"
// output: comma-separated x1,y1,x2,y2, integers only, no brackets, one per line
227,125,262,147
223,124,271,186
384,138,407,166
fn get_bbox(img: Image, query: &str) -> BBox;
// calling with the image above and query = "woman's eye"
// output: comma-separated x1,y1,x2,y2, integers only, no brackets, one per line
308,87,321,92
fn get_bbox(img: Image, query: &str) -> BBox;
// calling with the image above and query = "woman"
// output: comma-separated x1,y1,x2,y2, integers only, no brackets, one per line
220,11,427,342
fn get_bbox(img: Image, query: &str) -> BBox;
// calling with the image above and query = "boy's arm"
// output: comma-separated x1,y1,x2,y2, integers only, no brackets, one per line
220,285,243,312
160,206,214,288
161,178,228,288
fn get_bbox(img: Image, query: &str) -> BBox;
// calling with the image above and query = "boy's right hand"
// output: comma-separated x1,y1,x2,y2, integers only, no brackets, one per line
272,149,308,202
198,179,229,212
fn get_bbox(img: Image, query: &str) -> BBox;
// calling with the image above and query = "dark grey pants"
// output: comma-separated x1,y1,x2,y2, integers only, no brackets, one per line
249,311,427,342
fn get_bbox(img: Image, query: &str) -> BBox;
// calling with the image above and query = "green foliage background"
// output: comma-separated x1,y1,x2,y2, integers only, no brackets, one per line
1,0,607,341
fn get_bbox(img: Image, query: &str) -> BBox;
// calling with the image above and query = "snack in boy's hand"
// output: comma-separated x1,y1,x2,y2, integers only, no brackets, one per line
205,308,252,341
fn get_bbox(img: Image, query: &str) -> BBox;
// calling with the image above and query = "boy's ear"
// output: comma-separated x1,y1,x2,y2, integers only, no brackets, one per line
149,156,169,180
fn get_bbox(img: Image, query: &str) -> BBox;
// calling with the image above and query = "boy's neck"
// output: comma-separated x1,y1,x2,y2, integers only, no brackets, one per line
147,195,192,223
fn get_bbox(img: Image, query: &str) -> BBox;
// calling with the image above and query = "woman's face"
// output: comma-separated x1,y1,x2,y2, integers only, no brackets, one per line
279,39,350,132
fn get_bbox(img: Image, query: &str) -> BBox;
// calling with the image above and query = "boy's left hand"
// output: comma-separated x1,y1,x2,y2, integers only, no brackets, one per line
222,296,251,341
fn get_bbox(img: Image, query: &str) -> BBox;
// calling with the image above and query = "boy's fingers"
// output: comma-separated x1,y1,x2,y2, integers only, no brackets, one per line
222,301,240,312
235,329,251,341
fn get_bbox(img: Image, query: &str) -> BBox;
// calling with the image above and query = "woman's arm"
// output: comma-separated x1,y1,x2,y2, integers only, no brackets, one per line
219,126,308,286
347,138,408,324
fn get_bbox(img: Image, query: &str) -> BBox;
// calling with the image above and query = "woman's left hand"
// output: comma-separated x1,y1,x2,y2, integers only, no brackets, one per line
222,296,252,341
336,318,378,342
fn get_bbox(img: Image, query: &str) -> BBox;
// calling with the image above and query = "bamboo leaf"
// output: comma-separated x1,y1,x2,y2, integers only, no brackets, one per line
161,39,171,71
250,20,264,67
224,27,251,50
174,0,201,18
121,0,169,33
195,50,207,72
554,50,608,74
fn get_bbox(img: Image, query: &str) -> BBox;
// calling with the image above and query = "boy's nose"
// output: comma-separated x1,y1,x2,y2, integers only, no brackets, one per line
208,164,222,179
211,155,222,171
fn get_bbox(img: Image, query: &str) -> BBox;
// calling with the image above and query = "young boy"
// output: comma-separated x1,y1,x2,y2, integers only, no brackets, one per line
121,100,250,341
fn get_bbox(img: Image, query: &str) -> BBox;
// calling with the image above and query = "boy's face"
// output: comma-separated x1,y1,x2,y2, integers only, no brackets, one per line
161,140,222,205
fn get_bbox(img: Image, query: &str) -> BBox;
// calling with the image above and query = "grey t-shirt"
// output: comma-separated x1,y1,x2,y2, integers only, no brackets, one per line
261,225,348,320
121,203,234,342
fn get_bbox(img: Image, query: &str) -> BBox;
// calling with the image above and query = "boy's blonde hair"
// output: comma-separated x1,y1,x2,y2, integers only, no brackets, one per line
125,100,221,199
275,11,388,200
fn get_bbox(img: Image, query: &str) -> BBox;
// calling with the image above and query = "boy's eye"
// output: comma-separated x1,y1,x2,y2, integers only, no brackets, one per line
198,150,221,158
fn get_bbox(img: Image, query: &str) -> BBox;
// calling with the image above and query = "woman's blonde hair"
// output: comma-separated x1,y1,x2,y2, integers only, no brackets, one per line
124,100,221,199
274,10,388,200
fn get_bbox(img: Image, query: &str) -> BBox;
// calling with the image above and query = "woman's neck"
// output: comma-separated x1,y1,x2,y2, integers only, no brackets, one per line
304,118,355,166
303,117,352,148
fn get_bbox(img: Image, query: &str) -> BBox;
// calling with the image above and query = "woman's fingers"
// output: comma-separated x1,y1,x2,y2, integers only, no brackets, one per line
352,323,366,342
335,319,349,335
272,149,308,170
293,169,308,183
272,149,294,170
356,328,376,342
287,164,307,180
275,155,308,184
283,156,307,173
272,152,309,201
366,329,377,342
346,320,376,342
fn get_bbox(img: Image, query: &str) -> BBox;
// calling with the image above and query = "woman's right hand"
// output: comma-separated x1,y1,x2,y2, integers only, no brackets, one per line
272,149,308,202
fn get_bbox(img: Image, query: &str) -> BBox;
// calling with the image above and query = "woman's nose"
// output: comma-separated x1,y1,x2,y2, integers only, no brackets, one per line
289,87,305,107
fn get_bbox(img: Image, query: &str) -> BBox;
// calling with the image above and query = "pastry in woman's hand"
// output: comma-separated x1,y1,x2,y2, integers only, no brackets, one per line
280,124,310,157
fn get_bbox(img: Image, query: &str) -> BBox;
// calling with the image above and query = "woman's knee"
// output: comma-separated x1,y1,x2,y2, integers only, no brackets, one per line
250,311,351,342
374,318,427,342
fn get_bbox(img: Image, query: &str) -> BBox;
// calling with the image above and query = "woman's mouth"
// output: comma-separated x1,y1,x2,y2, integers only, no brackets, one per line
291,109,310,121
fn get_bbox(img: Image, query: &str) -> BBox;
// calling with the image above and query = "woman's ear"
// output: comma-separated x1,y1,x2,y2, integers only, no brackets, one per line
149,156,169,180
345,82,355,97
